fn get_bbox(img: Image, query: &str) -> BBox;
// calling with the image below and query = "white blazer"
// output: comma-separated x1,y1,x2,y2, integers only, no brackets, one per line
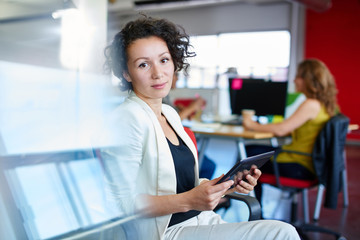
101,92,200,239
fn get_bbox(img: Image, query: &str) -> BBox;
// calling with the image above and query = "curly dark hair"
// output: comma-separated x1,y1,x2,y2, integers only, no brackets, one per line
104,15,195,91
296,59,338,116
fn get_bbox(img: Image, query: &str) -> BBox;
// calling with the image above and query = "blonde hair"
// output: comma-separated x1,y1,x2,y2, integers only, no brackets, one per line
296,59,338,116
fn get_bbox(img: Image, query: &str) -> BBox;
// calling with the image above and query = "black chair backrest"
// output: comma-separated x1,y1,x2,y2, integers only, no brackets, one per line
312,113,349,209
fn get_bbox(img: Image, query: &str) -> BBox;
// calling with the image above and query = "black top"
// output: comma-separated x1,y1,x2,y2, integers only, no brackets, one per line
167,134,201,227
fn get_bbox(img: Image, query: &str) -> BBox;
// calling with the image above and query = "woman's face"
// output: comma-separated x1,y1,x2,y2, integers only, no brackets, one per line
294,76,305,93
124,36,174,104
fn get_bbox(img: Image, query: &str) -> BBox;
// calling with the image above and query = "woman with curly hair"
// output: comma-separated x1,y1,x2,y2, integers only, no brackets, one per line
243,59,339,204
102,15,299,240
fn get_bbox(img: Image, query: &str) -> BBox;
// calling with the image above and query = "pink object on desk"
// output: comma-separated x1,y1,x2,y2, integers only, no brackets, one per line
231,78,243,90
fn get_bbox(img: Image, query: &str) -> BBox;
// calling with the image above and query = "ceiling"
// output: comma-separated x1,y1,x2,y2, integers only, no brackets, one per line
0,0,330,69
0,1,279,22
108,0,284,13
0,0,65,22
0,0,331,23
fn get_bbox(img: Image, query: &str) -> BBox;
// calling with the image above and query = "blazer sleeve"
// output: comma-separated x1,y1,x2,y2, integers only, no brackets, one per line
100,103,150,216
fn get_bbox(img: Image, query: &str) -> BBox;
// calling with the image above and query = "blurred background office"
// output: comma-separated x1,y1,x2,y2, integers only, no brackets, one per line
0,0,359,239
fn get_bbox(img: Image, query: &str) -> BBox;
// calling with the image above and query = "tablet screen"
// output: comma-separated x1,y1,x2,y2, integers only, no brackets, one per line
216,150,274,185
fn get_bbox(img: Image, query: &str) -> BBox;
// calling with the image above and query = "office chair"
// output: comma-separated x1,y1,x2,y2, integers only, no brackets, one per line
259,113,349,240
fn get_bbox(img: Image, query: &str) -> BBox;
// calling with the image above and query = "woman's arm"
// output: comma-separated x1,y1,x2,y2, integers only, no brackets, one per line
138,167,261,217
137,176,234,217
243,99,321,137
178,97,206,120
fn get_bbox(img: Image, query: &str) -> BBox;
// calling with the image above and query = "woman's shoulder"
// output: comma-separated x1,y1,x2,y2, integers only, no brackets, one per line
114,97,145,114
301,98,321,110
108,98,152,129
298,98,322,119
162,104,182,123
162,103,178,115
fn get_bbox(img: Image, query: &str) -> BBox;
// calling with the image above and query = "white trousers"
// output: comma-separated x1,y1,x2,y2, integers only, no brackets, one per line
165,211,300,240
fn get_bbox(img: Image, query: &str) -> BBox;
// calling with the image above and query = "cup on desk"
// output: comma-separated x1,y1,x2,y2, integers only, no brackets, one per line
242,109,255,121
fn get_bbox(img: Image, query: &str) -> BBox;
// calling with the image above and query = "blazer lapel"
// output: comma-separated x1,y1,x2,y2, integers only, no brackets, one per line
128,93,177,196
162,106,200,186
128,93,200,238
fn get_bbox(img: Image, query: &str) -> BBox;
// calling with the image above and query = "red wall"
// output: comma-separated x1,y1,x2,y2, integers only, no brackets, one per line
305,0,360,140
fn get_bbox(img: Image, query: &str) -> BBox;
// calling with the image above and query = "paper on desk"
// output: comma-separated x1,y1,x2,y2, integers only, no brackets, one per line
190,122,222,132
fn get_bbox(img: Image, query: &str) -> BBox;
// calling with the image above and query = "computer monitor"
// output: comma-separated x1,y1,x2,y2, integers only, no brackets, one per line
229,78,288,117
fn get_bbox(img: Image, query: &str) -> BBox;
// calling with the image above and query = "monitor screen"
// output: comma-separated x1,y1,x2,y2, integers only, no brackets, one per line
229,78,288,116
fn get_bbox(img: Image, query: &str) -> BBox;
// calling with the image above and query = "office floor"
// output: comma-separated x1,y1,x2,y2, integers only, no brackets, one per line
302,144,360,240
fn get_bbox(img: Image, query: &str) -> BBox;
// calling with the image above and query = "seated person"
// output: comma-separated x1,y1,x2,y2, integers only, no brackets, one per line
242,59,339,204
103,15,300,239
164,73,206,121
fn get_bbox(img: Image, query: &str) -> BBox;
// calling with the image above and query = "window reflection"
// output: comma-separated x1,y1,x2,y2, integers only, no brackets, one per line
12,163,80,239
0,2,128,239
67,158,115,224
1,151,120,239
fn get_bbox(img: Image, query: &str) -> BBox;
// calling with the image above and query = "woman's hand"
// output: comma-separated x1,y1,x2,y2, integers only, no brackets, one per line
142,168,261,217
242,116,258,131
177,97,206,120
226,166,262,195
184,175,233,211
188,97,206,113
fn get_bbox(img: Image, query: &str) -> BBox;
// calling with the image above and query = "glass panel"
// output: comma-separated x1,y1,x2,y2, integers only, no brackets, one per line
2,153,120,240
0,2,122,239
7,163,78,239
67,158,118,224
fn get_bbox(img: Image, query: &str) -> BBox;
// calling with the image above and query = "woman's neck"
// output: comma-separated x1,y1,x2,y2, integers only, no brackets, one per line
148,101,163,118
133,92,163,118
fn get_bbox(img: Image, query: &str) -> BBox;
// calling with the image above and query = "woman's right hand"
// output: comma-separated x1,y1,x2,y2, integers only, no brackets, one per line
184,175,233,211
139,176,233,217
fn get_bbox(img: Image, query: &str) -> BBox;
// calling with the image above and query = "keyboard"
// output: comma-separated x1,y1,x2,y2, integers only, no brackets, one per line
222,117,243,126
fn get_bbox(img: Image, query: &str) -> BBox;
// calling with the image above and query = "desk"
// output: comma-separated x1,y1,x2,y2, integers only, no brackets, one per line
192,124,275,168
193,123,359,170
349,124,359,131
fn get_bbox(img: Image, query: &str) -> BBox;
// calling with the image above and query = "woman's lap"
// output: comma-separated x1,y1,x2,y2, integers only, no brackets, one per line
165,211,300,240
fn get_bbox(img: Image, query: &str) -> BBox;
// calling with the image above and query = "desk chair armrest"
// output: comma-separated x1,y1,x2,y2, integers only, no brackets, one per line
225,192,261,221
272,149,311,187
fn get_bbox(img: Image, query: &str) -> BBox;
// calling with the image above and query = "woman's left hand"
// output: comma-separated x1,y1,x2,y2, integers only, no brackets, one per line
242,117,257,131
225,166,262,195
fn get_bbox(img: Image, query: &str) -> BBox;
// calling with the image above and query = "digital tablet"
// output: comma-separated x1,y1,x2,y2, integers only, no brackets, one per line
216,150,275,184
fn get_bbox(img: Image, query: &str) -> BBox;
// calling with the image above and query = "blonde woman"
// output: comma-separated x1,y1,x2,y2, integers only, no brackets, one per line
243,59,338,202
